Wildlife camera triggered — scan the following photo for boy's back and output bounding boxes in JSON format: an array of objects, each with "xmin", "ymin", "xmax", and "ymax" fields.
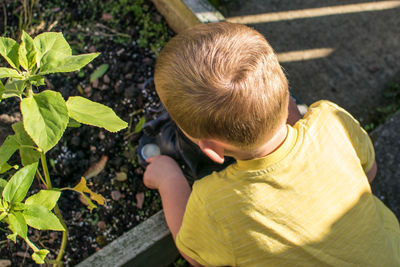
[{"xmin": 176, "ymin": 101, "xmax": 400, "ymax": 266}]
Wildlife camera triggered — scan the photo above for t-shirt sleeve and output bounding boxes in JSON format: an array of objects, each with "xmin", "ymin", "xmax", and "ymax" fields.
[
  {"xmin": 325, "ymin": 101, "xmax": 375, "ymax": 173},
  {"xmin": 176, "ymin": 183, "xmax": 235, "ymax": 266}
]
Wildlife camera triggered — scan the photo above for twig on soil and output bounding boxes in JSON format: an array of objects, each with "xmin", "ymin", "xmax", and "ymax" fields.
[
  {"xmin": 94, "ymin": 23, "xmax": 131, "ymax": 38},
  {"xmin": 19, "ymin": 244, "xmax": 29, "ymax": 267},
  {"xmin": 47, "ymin": 20, "xmax": 59, "ymax": 31}
]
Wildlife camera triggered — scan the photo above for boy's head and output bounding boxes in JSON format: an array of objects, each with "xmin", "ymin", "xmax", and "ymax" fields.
[{"xmin": 155, "ymin": 22, "xmax": 289, "ymax": 151}]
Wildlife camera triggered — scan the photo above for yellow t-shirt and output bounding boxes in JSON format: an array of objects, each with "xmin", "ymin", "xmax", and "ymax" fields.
[{"xmin": 176, "ymin": 100, "xmax": 400, "ymax": 267}]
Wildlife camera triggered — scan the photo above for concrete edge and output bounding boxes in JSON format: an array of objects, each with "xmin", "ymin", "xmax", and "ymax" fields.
[{"xmin": 76, "ymin": 210, "xmax": 179, "ymax": 267}]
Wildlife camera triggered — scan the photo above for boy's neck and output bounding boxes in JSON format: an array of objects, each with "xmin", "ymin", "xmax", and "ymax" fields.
[{"xmin": 228, "ymin": 124, "xmax": 289, "ymax": 161}]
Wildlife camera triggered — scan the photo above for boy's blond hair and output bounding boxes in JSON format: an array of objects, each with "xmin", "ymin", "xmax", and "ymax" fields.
[{"xmin": 155, "ymin": 22, "xmax": 289, "ymax": 149}]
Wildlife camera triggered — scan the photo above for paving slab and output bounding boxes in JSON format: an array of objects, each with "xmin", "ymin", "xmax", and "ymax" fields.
[
  {"xmin": 222, "ymin": 0, "xmax": 400, "ymax": 123},
  {"xmin": 371, "ymin": 111, "xmax": 400, "ymax": 219}
]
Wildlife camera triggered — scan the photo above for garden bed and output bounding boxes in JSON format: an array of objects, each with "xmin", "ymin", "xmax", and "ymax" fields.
[{"xmin": 0, "ymin": 0, "xmax": 176, "ymax": 265}]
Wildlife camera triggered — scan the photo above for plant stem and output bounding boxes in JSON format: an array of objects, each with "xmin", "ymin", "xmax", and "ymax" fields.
[
  {"xmin": 40, "ymin": 153, "xmax": 52, "ymax": 188},
  {"xmin": 36, "ymin": 170, "xmax": 46, "ymax": 186},
  {"xmin": 54, "ymin": 205, "xmax": 68, "ymax": 265},
  {"xmin": 40, "ymin": 152, "xmax": 68, "ymax": 266}
]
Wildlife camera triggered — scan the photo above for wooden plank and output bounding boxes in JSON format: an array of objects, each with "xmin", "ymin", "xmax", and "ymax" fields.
[
  {"xmin": 76, "ymin": 211, "xmax": 179, "ymax": 267},
  {"xmin": 151, "ymin": 0, "xmax": 201, "ymax": 33}
]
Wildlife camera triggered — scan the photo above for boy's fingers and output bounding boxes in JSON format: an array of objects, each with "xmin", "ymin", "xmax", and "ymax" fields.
[{"xmin": 146, "ymin": 155, "xmax": 161, "ymax": 163}]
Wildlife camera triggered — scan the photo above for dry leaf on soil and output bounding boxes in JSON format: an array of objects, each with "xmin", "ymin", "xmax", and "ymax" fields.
[{"xmin": 83, "ymin": 155, "xmax": 108, "ymax": 179}]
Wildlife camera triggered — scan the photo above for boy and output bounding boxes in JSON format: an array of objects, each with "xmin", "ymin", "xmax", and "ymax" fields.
[{"xmin": 143, "ymin": 22, "xmax": 400, "ymax": 266}]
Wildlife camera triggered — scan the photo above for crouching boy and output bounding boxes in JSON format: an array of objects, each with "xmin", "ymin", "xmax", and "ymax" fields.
[{"xmin": 143, "ymin": 22, "xmax": 400, "ymax": 266}]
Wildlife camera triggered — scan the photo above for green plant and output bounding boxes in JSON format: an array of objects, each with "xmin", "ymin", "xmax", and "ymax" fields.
[
  {"xmin": 364, "ymin": 82, "xmax": 400, "ymax": 132},
  {"xmin": 0, "ymin": 31, "xmax": 127, "ymax": 265}
]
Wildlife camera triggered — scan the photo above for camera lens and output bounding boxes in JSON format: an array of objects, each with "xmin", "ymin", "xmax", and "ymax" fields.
[{"xmin": 141, "ymin": 143, "xmax": 161, "ymax": 160}]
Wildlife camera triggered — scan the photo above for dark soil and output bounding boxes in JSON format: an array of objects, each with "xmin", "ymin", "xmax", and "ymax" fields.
[{"xmin": 0, "ymin": 0, "xmax": 177, "ymax": 265}]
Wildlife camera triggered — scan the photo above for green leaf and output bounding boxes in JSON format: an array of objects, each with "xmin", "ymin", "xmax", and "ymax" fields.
[
  {"xmin": 134, "ymin": 116, "xmax": 146, "ymax": 133},
  {"xmin": 29, "ymin": 75, "xmax": 45, "ymax": 86},
  {"xmin": 7, "ymin": 232, "xmax": 18, "ymax": 242},
  {"xmin": 0, "ymin": 37, "xmax": 20, "ymax": 69},
  {"xmin": 0, "ymin": 80, "xmax": 4, "ymax": 101},
  {"xmin": 2, "ymin": 79, "xmax": 26, "ymax": 99},
  {"xmin": 33, "ymin": 32, "xmax": 71, "ymax": 68},
  {"xmin": 66, "ymin": 96, "xmax": 127, "ymax": 132},
  {"xmin": 0, "ymin": 162, "xmax": 16, "ymax": 174},
  {"xmin": 12, "ymin": 122, "xmax": 40, "ymax": 166},
  {"xmin": 19, "ymin": 31, "xmax": 36, "ymax": 70},
  {"xmin": 0, "ymin": 135, "xmax": 19, "ymax": 168},
  {"xmin": 2, "ymin": 162, "xmax": 38, "ymax": 203},
  {"xmin": 0, "ymin": 178, "xmax": 7, "ymax": 194},
  {"xmin": 90, "ymin": 63, "xmax": 109, "ymax": 83},
  {"xmin": 0, "ymin": 67, "xmax": 21, "ymax": 79},
  {"xmin": 21, "ymin": 90, "xmax": 69, "ymax": 152},
  {"xmin": 12, "ymin": 202, "xmax": 26, "ymax": 211},
  {"xmin": 25, "ymin": 190, "xmax": 61, "ymax": 210},
  {"xmin": 8, "ymin": 212, "xmax": 28, "ymax": 239},
  {"xmin": 0, "ymin": 212, "xmax": 7, "ymax": 221},
  {"xmin": 32, "ymin": 249, "xmax": 49, "ymax": 264},
  {"xmin": 67, "ymin": 117, "xmax": 81, "ymax": 128},
  {"xmin": 39, "ymin": 52, "xmax": 100, "ymax": 75},
  {"xmin": 23, "ymin": 205, "xmax": 65, "ymax": 231}
]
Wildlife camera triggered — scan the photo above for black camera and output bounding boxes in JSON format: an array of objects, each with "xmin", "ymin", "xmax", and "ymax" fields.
[{"xmin": 137, "ymin": 110, "xmax": 235, "ymax": 182}]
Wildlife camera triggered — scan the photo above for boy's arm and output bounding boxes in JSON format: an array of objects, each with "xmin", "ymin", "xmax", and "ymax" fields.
[
  {"xmin": 143, "ymin": 156, "xmax": 202, "ymax": 267},
  {"xmin": 366, "ymin": 160, "xmax": 377, "ymax": 183}
]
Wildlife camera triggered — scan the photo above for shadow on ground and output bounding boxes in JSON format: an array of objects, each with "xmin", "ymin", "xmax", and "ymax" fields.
[{"xmin": 222, "ymin": 0, "xmax": 400, "ymax": 123}]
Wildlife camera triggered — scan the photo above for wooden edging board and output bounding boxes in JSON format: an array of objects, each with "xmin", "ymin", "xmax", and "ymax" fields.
[{"xmin": 76, "ymin": 210, "xmax": 179, "ymax": 267}]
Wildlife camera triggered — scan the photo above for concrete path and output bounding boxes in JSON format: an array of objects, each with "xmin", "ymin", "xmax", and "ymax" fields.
[
  {"xmin": 222, "ymin": 0, "xmax": 400, "ymax": 123},
  {"xmin": 220, "ymin": 0, "xmax": 400, "ymax": 218}
]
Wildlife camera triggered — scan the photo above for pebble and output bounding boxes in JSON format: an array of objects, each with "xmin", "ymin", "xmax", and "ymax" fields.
[
  {"xmin": 49, "ymin": 232, "xmax": 59, "ymax": 244},
  {"xmin": 114, "ymin": 171, "xmax": 127, "ymax": 182},
  {"xmin": 114, "ymin": 80, "xmax": 123, "ymax": 94},
  {"xmin": 0, "ymin": 113, "xmax": 21, "ymax": 124},
  {"xmin": 116, "ymin": 48, "xmax": 125, "ymax": 56},
  {"xmin": 0, "ymin": 260, "xmax": 11, "ymax": 267},
  {"xmin": 136, "ymin": 192, "xmax": 145, "ymax": 209},
  {"xmin": 124, "ymin": 73, "xmax": 134, "ymax": 80},
  {"xmin": 92, "ymin": 79, "xmax": 99, "ymax": 89},
  {"xmin": 103, "ymin": 74, "xmax": 111, "ymax": 84},
  {"xmin": 97, "ymin": 221, "xmax": 107, "ymax": 230},
  {"xmin": 98, "ymin": 131, "xmax": 105, "ymax": 140},
  {"xmin": 88, "ymin": 45, "xmax": 97, "ymax": 53},
  {"xmin": 111, "ymin": 190, "xmax": 122, "ymax": 201},
  {"xmin": 84, "ymin": 85, "xmax": 92, "ymax": 97},
  {"xmin": 142, "ymin": 57, "xmax": 153, "ymax": 66},
  {"xmin": 99, "ymin": 84, "xmax": 109, "ymax": 91},
  {"xmin": 102, "ymin": 13, "xmax": 113, "ymax": 21}
]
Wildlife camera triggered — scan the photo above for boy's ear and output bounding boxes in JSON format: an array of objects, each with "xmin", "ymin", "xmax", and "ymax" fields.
[{"xmin": 198, "ymin": 140, "xmax": 225, "ymax": 164}]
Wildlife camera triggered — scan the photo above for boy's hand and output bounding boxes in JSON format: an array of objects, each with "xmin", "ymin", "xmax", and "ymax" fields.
[{"xmin": 143, "ymin": 155, "xmax": 184, "ymax": 190}]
